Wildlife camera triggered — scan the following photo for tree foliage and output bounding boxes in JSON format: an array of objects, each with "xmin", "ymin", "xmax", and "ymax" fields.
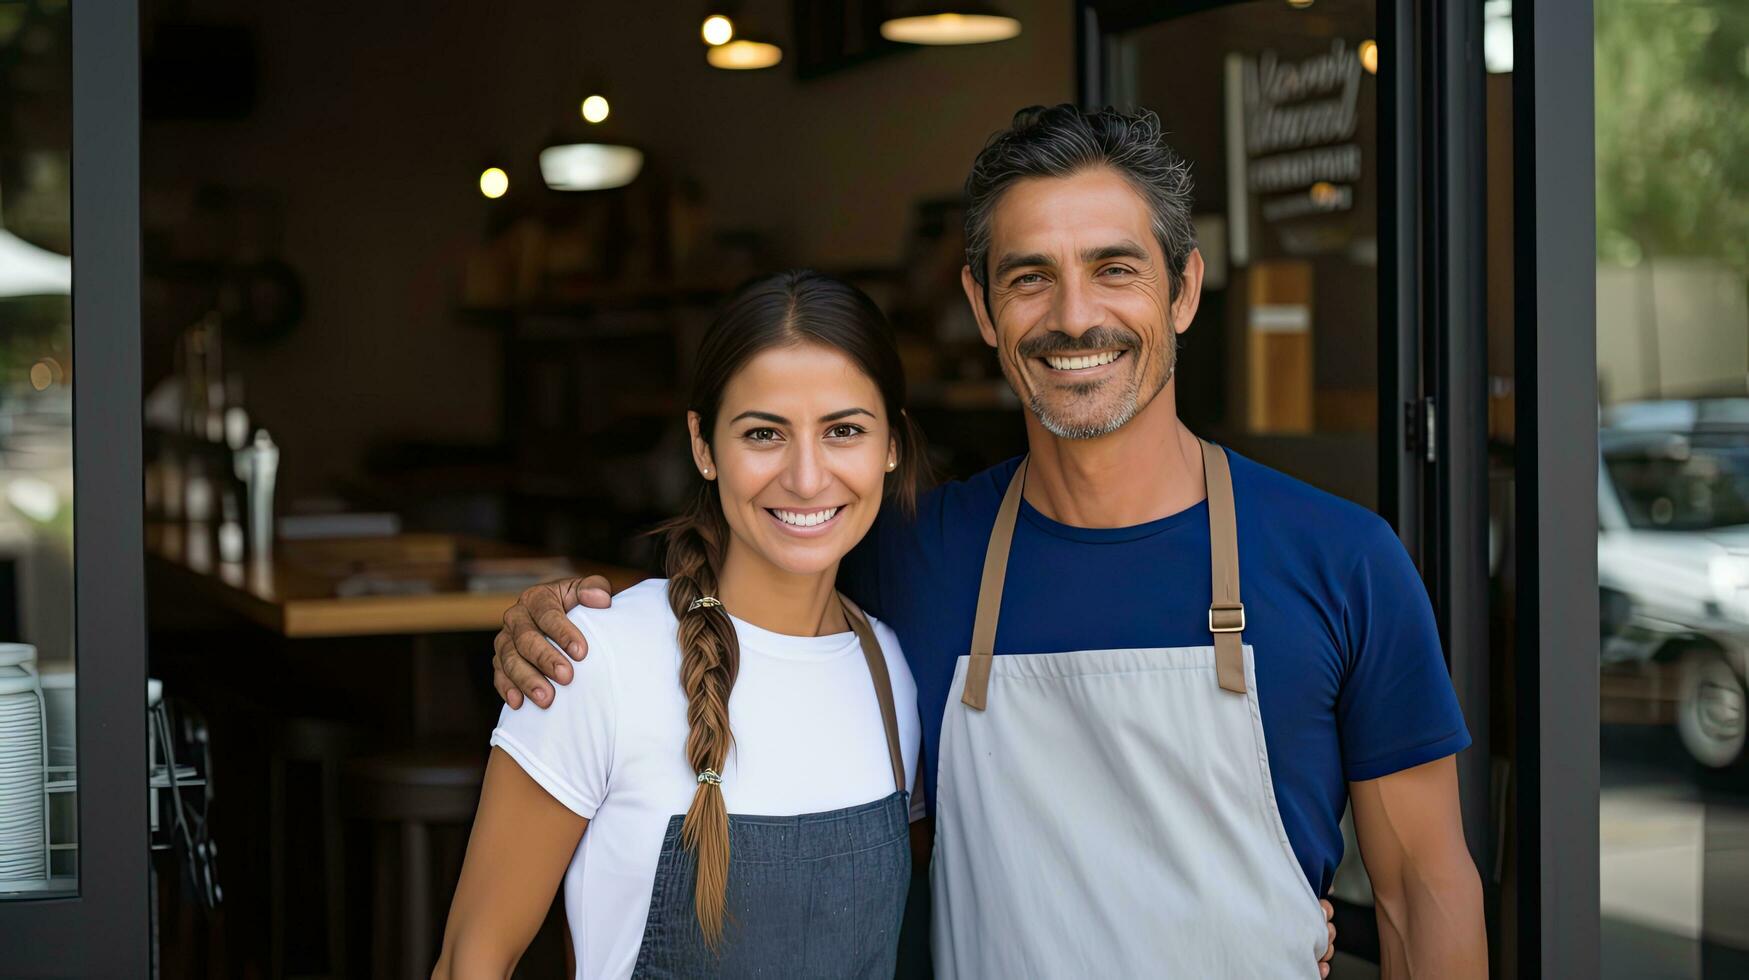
[{"xmin": 1596, "ymin": 0, "xmax": 1749, "ymax": 269}]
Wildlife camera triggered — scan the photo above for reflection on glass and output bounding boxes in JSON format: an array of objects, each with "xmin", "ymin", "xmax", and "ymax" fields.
[
  {"xmin": 1108, "ymin": 0, "xmax": 1380, "ymax": 510},
  {"xmin": 1107, "ymin": 0, "xmax": 1383, "ymax": 947},
  {"xmin": 0, "ymin": 1, "xmax": 75, "ymax": 899},
  {"xmin": 1596, "ymin": 0, "xmax": 1749, "ymax": 974}
]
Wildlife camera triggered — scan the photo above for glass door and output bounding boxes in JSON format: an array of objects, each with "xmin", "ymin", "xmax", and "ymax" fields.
[
  {"xmin": 1082, "ymin": 0, "xmax": 1493, "ymax": 970},
  {"xmin": 0, "ymin": 0, "xmax": 149, "ymax": 973},
  {"xmin": 1593, "ymin": 0, "xmax": 1749, "ymax": 974}
]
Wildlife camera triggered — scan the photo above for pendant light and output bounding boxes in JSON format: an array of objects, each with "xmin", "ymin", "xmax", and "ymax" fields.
[
  {"xmin": 0, "ymin": 229, "xmax": 71, "ymax": 297},
  {"xmin": 539, "ymin": 143, "xmax": 644, "ymax": 192},
  {"xmin": 707, "ymin": 37, "xmax": 782, "ymax": 69},
  {"xmin": 703, "ymin": 2, "xmax": 781, "ymax": 69},
  {"xmin": 539, "ymin": 76, "xmax": 642, "ymax": 191},
  {"xmin": 880, "ymin": 4, "xmax": 1021, "ymax": 45}
]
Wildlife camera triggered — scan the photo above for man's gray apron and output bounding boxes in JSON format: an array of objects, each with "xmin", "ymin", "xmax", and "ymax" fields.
[
  {"xmin": 931, "ymin": 441, "xmax": 1330, "ymax": 977},
  {"xmin": 632, "ymin": 597, "xmax": 911, "ymax": 979}
]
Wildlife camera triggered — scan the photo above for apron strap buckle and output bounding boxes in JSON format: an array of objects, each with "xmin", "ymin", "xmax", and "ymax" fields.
[{"xmin": 1208, "ymin": 603, "xmax": 1246, "ymax": 634}]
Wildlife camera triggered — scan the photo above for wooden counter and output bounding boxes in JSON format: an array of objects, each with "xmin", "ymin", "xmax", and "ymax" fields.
[{"xmin": 146, "ymin": 524, "xmax": 645, "ymax": 638}]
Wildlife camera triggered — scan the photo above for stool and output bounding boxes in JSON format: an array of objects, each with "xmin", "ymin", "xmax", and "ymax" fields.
[
  {"xmin": 343, "ymin": 747, "xmax": 486, "ymax": 980},
  {"xmin": 268, "ymin": 718, "xmax": 362, "ymax": 980}
]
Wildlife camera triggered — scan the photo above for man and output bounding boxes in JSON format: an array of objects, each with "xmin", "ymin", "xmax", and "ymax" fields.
[{"xmin": 493, "ymin": 105, "xmax": 1486, "ymax": 977}]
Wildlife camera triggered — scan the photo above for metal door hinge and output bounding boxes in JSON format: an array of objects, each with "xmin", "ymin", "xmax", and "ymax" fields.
[
  {"xmin": 1424, "ymin": 397, "xmax": 1437, "ymax": 463},
  {"xmin": 1405, "ymin": 397, "xmax": 1437, "ymax": 463}
]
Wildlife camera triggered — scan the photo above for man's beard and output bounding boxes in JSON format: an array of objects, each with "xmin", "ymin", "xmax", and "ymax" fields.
[{"xmin": 1011, "ymin": 326, "xmax": 1176, "ymax": 441}]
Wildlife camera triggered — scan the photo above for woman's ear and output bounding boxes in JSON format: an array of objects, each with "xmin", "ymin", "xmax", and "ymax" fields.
[
  {"xmin": 887, "ymin": 436, "xmax": 899, "ymax": 473},
  {"xmin": 688, "ymin": 412, "xmax": 716, "ymax": 479}
]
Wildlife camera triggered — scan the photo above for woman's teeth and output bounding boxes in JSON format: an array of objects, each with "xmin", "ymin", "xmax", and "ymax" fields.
[
  {"xmin": 771, "ymin": 507, "xmax": 839, "ymax": 528},
  {"xmin": 1045, "ymin": 350, "xmax": 1122, "ymax": 371}
]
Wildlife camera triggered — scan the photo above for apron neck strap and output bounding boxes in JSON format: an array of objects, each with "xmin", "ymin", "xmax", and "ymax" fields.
[
  {"xmin": 1201, "ymin": 440, "xmax": 1247, "ymax": 694},
  {"xmin": 962, "ymin": 457, "xmax": 1028, "ymax": 710},
  {"xmin": 840, "ymin": 594, "xmax": 908, "ymax": 795},
  {"xmin": 960, "ymin": 440, "xmax": 1247, "ymax": 711}
]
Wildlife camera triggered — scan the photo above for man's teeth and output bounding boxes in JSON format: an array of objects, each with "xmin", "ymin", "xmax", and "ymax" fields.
[
  {"xmin": 1045, "ymin": 350, "xmax": 1121, "ymax": 371},
  {"xmin": 772, "ymin": 507, "xmax": 839, "ymax": 528}
]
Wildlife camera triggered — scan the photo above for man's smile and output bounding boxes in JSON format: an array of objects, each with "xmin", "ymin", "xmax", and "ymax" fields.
[{"xmin": 1040, "ymin": 349, "xmax": 1126, "ymax": 372}]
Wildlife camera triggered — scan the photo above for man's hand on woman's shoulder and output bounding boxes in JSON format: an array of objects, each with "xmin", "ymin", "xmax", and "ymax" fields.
[{"xmin": 492, "ymin": 575, "xmax": 614, "ymax": 709}]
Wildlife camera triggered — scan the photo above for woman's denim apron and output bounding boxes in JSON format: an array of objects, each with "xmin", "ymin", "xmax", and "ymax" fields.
[{"xmin": 631, "ymin": 598, "xmax": 912, "ymax": 979}]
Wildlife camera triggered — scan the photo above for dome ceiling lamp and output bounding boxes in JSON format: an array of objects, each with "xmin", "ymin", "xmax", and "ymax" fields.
[
  {"xmin": 538, "ymin": 142, "xmax": 644, "ymax": 192},
  {"xmin": 539, "ymin": 68, "xmax": 642, "ymax": 192},
  {"xmin": 706, "ymin": 38, "xmax": 782, "ymax": 69},
  {"xmin": 880, "ymin": 4, "xmax": 1022, "ymax": 45},
  {"xmin": 702, "ymin": 2, "xmax": 781, "ymax": 69}
]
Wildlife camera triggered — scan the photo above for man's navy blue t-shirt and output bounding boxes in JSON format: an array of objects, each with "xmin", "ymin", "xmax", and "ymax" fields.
[{"xmin": 837, "ymin": 449, "xmax": 1470, "ymax": 896}]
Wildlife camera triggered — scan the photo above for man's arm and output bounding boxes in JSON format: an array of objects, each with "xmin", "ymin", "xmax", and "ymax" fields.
[
  {"xmin": 1350, "ymin": 755, "xmax": 1487, "ymax": 979},
  {"xmin": 491, "ymin": 575, "xmax": 614, "ymax": 708}
]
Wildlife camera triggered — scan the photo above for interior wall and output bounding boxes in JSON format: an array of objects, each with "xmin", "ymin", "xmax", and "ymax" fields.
[{"xmin": 142, "ymin": 2, "xmax": 1074, "ymax": 501}]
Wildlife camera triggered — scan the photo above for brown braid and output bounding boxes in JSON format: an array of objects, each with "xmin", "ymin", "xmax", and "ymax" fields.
[{"xmin": 655, "ymin": 483, "xmax": 740, "ymax": 946}]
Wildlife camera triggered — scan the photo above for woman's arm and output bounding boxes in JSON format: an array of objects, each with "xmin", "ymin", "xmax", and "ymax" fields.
[{"xmin": 433, "ymin": 747, "xmax": 588, "ymax": 979}]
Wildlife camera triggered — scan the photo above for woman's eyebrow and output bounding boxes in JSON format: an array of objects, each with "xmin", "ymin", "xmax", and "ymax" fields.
[
  {"xmin": 729, "ymin": 410, "xmax": 789, "ymax": 424},
  {"xmin": 820, "ymin": 408, "xmax": 875, "ymax": 423}
]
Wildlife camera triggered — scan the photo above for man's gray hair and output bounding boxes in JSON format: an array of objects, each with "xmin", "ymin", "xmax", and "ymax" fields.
[{"xmin": 964, "ymin": 104, "xmax": 1197, "ymax": 300}]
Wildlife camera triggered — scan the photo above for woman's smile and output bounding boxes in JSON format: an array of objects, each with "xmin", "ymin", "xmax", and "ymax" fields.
[{"xmin": 765, "ymin": 505, "xmax": 847, "ymax": 536}]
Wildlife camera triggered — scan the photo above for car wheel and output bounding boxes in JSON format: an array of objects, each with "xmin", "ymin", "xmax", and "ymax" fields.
[{"xmin": 1676, "ymin": 648, "xmax": 1748, "ymax": 769}]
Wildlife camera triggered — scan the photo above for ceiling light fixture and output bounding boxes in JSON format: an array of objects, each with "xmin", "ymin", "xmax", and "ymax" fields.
[
  {"xmin": 479, "ymin": 167, "xmax": 509, "ymax": 199},
  {"xmin": 707, "ymin": 37, "xmax": 782, "ymax": 69},
  {"xmin": 1358, "ymin": 39, "xmax": 1378, "ymax": 75},
  {"xmin": 701, "ymin": 14, "xmax": 734, "ymax": 46},
  {"xmin": 880, "ymin": 5, "xmax": 1021, "ymax": 45},
  {"xmin": 0, "ymin": 228, "xmax": 71, "ymax": 297},
  {"xmin": 539, "ymin": 143, "xmax": 644, "ymax": 191}
]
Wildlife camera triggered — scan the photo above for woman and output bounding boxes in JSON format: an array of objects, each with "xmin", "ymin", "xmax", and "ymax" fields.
[{"xmin": 435, "ymin": 270, "xmax": 928, "ymax": 978}]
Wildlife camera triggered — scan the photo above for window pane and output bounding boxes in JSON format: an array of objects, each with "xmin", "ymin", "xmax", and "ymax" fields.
[
  {"xmin": 0, "ymin": 0, "xmax": 77, "ymax": 900},
  {"xmin": 1596, "ymin": 0, "xmax": 1749, "ymax": 974},
  {"xmin": 1106, "ymin": 0, "xmax": 1381, "ymax": 509}
]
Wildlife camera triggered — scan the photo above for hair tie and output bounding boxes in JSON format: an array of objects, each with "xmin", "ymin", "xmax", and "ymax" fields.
[
  {"xmin": 696, "ymin": 768, "xmax": 723, "ymax": 786},
  {"xmin": 687, "ymin": 596, "xmax": 724, "ymax": 613}
]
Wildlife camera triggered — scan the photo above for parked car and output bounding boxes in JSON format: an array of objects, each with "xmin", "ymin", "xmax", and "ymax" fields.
[{"xmin": 1599, "ymin": 400, "xmax": 1749, "ymax": 769}]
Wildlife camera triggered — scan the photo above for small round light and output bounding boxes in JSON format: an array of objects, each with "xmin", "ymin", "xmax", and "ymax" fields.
[
  {"xmin": 29, "ymin": 359, "xmax": 53, "ymax": 391},
  {"xmin": 581, "ymin": 95, "xmax": 610, "ymax": 123},
  {"xmin": 1287, "ymin": 0, "xmax": 1314, "ymax": 7},
  {"xmin": 479, "ymin": 167, "xmax": 509, "ymax": 199},
  {"xmin": 1358, "ymin": 39, "xmax": 1379, "ymax": 75},
  {"xmin": 701, "ymin": 14, "xmax": 734, "ymax": 46},
  {"xmin": 1310, "ymin": 181, "xmax": 1340, "ymax": 205},
  {"xmin": 707, "ymin": 39, "xmax": 782, "ymax": 70}
]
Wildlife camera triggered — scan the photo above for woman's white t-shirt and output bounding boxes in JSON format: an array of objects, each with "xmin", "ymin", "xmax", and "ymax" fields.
[{"xmin": 490, "ymin": 578, "xmax": 922, "ymax": 980}]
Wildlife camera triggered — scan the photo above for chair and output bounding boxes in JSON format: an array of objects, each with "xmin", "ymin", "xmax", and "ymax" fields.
[
  {"xmin": 268, "ymin": 717, "xmax": 361, "ymax": 980},
  {"xmin": 342, "ymin": 746, "xmax": 486, "ymax": 980}
]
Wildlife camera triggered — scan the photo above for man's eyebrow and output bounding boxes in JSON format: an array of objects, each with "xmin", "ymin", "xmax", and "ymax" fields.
[
  {"xmin": 1081, "ymin": 240, "xmax": 1151, "ymax": 264},
  {"xmin": 730, "ymin": 410, "xmax": 789, "ymax": 425},
  {"xmin": 993, "ymin": 252, "xmax": 1054, "ymax": 279},
  {"xmin": 820, "ymin": 408, "xmax": 875, "ymax": 422}
]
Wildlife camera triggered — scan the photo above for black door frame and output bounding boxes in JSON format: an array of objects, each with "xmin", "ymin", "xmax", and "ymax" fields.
[
  {"xmin": 0, "ymin": 0, "xmax": 150, "ymax": 975},
  {"xmin": 1081, "ymin": 0, "xmax": 1603, "ymax": 974},
  {"xmin": 1512, "ymin": 0, "xmax": 1599, "ymax": 972}
]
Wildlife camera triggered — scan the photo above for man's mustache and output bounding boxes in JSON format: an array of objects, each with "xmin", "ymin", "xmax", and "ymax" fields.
[{"xmin": 1016, "ymin": 327, "xmax": 1143, "ymax": 359}]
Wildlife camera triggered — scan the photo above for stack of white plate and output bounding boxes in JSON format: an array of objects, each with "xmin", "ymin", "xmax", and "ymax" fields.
[{"xmin": 0, "ymin": 643, "xmax": 46, "ymax": 884}]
